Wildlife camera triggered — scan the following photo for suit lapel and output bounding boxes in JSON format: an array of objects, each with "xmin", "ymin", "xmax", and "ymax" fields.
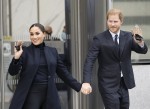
[
  {"xmin": 105, "ymin": 30, "xmax": 114, "ymax": 43},
  {"xmin": 105, "ymin": 30, "xmax": 120, "ymax": 60},
  {"xmin": 119, "ymin": 31, "xmax": 127, "ymax": 57}
]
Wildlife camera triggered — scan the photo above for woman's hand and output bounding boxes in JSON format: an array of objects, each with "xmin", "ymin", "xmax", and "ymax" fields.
[
  {"xmin": 81, "ymin": 83, "xmax": 92, "ymax": 95},
  {"xmin": 14, "ymin": 40, "xmax": 23, "ymax": 59}
]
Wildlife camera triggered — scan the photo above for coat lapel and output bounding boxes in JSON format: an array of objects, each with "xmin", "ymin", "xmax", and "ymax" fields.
[{"xmin": 44, "ymin": 47, "xmax": 52, "ymax": 75}]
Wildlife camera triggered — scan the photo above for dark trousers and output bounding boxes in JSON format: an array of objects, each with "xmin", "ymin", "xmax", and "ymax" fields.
[
  {"xmin": 101, "ymin": 78, "xmax": 129, "ymax": 109},
  {"xmin": 23, "ymin": 84, "xmax": 47, "ymax": 109}
]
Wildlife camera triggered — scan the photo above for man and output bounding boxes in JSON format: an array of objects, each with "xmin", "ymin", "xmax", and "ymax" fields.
[{"xmin": 81, "ymin": 8, "xmax": 148, "ymax": 109}]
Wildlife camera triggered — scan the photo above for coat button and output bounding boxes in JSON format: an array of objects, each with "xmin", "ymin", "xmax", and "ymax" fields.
[{"xmin": 48, "ymin": 76, "xmax": 51, "ymax": 78}]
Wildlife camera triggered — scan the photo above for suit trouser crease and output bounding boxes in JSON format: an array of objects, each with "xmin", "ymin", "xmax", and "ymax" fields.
[{"xmin": 101, "ymin": 78, "xmax": 129, "ymax": 109}]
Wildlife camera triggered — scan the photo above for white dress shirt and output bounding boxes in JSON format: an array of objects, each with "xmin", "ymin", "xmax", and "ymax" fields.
[{"xmin": 109, "ymin": 30, "xmax": 123, "ymax": 77}]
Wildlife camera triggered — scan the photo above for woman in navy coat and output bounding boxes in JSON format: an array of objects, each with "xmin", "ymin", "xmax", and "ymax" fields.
[{"xmin": 8, "ymin": 23, "xmax": 82, "ymax": 109}]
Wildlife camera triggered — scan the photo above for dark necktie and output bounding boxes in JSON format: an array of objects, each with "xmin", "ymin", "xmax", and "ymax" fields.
[
  {"xmin": 115, "ymin": 34, "xmax": 118, "ymax": 46},
  {"xmin": 114, "ymin": 34, "xmax": 120, "ymax": 57}
]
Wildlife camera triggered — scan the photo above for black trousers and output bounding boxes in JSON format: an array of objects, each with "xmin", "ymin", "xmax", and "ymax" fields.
[
  {"xmin": 23, "ymin": 84, "xmax": 48, "ymax": 109},
  {"xmin": 101, "ymin": 78, "xmax": 129, "ymax": 109}
]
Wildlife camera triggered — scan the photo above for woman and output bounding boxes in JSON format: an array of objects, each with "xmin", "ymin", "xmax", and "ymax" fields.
[{"xmin": 8, "ymin": 23, "xmax": 82, "ymax": 109}]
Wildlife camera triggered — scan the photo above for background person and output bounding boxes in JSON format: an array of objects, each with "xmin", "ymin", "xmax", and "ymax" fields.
[
  {"xmin": 59, "ymin": 25, "xmax": 67, "ymax": 42},
  {"xmin": 44, "ymin": 25, "xmax": 53, "ymax": 40}
]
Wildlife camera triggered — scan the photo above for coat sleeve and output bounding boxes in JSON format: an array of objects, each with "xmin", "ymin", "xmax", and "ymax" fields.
[
  {"xmin": 8, "ymin": 57, "xmax": 23, "ymax": 76},
  {"xmin": 53, "ymin": 48, "xmax": 82, "ymax": 92},
  {"xmin": 8, "ymin": 46, "xmax": 26, "ymax": 76}
]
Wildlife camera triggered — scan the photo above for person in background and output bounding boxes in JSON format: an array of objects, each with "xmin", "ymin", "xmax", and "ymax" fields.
[
  {"xmin": 59, "ymin": 25, "xmax": 67, "ymax": 42},
  {"xmin": 8, "ymin": 23, "xmax": 83, "ymax": 109},
  {"xmin": 81, "ymin": 8, "xmax": 148, "ymax": 109},
  {"xmin": 44, "ymin": 25, "xmax": 53, "ymax": 40}
]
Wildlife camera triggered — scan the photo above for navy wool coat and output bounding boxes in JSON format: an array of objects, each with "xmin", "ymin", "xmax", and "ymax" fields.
[{"xmin": 8, "ymin": 43, "xmax": 81, "ymax": 109}]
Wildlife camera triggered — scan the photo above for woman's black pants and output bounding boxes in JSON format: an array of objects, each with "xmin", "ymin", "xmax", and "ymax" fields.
[{"xmin": 23, "ymin": 84, "xmax": 47, "ymax": 109}]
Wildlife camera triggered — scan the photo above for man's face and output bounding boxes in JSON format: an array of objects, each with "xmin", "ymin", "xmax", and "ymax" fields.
[{"xmin": 107, "ymin": 14, "xmax": 123, "ymax": 34}]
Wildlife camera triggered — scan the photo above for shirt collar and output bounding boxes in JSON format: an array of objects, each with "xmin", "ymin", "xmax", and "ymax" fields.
[{"xmin": 109, "ymin": 30, "xmax": 120, "ymax": 39}]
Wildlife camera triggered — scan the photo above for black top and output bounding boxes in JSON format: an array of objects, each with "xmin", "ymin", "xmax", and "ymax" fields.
[{"xmin": 33, "ymin": 42, "xmax": 48, "ymax": 84}]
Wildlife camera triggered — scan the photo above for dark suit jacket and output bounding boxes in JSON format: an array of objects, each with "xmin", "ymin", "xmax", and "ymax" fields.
[
  {"xmin": 83, "ymin": 30, "xmax": 148, "ymax": 93},
  {"xmin": 8, "ymin": 43, "xmax": 81, "ymax": 109}
]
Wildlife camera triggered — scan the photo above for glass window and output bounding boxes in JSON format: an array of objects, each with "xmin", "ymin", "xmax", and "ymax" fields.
[{"xmin": 113, "ymin": 0, "xmax": 150, "ymax": 64}]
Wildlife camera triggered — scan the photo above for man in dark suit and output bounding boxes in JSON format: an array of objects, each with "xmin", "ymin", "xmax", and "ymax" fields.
[{"xmin": 81, "ymin": 8, "xmax": 148, "ymax": 109}]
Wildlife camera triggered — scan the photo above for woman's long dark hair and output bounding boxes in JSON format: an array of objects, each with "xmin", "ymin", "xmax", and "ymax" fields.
[{"xmin": 29, "ymin": 23, "xmax": 45, "ymax": 33}]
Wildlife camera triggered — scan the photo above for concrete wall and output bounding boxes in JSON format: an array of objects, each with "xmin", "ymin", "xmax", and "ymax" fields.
[{"xmin": 130, "ymin": 65, "xmax": 150, "ymax": 109}]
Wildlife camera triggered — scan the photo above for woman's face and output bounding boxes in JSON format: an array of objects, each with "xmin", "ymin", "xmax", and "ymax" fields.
[{"xmin": 29, "ymin": 26, "xmax": 45, "ymax": 45}]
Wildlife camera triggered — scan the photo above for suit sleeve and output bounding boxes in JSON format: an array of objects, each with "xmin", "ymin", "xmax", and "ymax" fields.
[
  {"xmin": 131, "ymin": 35, "xmax": 148, "ymax": 54},
  {"xmin": 83, "ymin": 36, "xmax": 101, "ymax": 83}
]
